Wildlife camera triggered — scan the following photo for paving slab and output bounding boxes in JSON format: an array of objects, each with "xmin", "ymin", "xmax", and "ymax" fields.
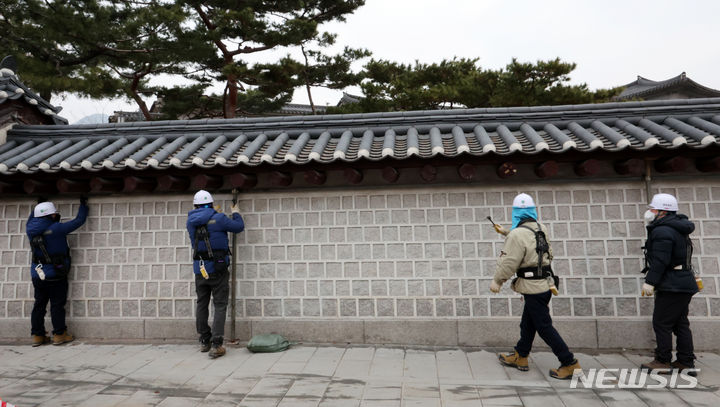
[{"xmin": 1, "ymin": 343, "xmax": 718, "ymax": 406}]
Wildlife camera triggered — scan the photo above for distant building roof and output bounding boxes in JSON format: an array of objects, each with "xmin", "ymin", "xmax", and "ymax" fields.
[
  {"xmin": 0, "ymin": 56, "xmax": 67, "ymax": 127},
  {"xmin": 615, "ymin": 72, "xmax": 720, "ymax": 101}
]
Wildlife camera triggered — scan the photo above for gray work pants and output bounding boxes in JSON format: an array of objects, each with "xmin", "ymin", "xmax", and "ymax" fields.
[{"xmin": 195, "ymin": 269, "xmax": 229, "ymax": 345}]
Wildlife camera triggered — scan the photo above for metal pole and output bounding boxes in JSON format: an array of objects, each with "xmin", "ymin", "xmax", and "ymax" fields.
[
  {"xmin": 644, "ymin": 159, "xmax": 653, "ymax": 203},
  {"xmin": 230, "ymin": 188, "xmax": 238, "ymax": 342}
]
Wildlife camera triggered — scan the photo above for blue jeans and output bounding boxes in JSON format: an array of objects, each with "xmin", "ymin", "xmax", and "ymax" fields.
[
  {"xmin": 31, "ymin": 278, "xmax": 68, "ymax": 336},
  {"xmin": 515, "ymin": 291, "xmax": 574, "ymax": 366}
]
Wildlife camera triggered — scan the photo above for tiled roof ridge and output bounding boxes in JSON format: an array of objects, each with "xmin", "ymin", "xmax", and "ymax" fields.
[
  {"xmin": 620, "ymin": 73, "xmax": 720, "ymax": 100},
  {"xmin": 11, "ymin": 97, "xmax": 720, "ymax": 138},
  {"xmin": 0, "ymin": 63, "xmax": 68, "ymax": 125}
]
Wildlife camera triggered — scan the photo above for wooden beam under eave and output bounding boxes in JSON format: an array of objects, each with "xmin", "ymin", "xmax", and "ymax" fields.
[
  {"xmin": 574, "ymin": 159, "xmax": 601, "ymax": 177},
  {"xmin": 534, "ymin": 161, "xmax": 558, "ymax": 179},
  {"xmin": 382, "ymin": 166, "xmax": 399, "ymax": 183},
  {"xmin": 123, "ymin": 176, "xmax": 156, "ymax": 193},
  {"xmin": 24, "ymin": 179, "xmax": 56, "ymax": 195},
  {"xmin": 156, "ymin": 175, "xmax": 190, "ymax": 192},
  {"xmin": 696, "ymin": 156, "xmax": 720, "ymax": 172},
  {"xmin": 192, "ymin": 174, "xmax": 223, "ymax": 191},
  {"xmin": 655, "ymin": 156, "xmax": 688, "ymax": 173},
  {"xmin": 270, "ymin": 171, "xmax": 293, "ymax": 187},
  {"xmin": 304, "ymin": 169, "xmax": 327, "ymax": 185},
  {"xmin": 56, "ymin": 178, "xmax": 90, "ymax": 194},
  {"xmin": 614, "ymin": 158, "xmax": 644, "ymax": 175},
  {"xmin": 229, "ymin": 173, "xmax": 257, "ymax": 189},
  {"xmin": 497, "ymin": 162, "xmax": 517, "ymax": 179},
  {"xmin": 420, "ymin": 164, "xmax": 437, "ymax": 182},
  {"xmin": 343, "ymin": 168, "xmax": 363, "ymax": 184},
  {"xmin": 458, "ymin": 163, "xmax": 475, "ymax": 180},
  {"xmin": 90, "ymin": 177, "xmax": 124, "ymax": 193},
  {"xmin": 0, "ymin": 181, "xmax": 23, "ymax": 194}
]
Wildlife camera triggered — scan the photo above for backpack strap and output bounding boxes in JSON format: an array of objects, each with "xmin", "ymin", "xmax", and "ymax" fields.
[
  {"xmin": 30, "ymin": 233, "xmax": 53, "ymax": 264},
  {"xmin": 516, "ymin": 224, "xmax": 554, "ymax": 280},
  {"xmin": 193, "ymin": 223, "xmax": 214, "ymax": 260}
]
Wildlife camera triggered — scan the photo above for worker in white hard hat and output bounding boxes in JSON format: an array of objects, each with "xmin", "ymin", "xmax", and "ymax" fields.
[
  {"xmin": 491, "ymin": 193, "xmax": 581, "ymax": 379},
  {"xmin": 187, "ymin": 190, "xmax": 244, "ymax": 359},
  {"xmin": 26, "ymin": 196, "xmax": 89, "ymax": 347},
  {"xmin": 640, "ymin": 193, "xmax": 699, "ymax": 376}
]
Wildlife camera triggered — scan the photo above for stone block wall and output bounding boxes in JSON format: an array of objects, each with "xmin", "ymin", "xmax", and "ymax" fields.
[{"xmin": 1, "ymin": 178, "xmax": 719, "ymax": 347}]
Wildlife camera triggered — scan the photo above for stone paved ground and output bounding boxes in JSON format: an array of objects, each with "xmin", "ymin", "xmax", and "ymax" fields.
[{"xmin": 1, "ymin": 343, "xmax": 720, "ymax": 406}]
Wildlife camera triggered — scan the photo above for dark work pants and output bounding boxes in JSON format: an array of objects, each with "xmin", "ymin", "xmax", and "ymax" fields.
[
  {"xmin": 31, "ymin": 278, "xmax": 68, "ymax": 336},
  {"xmin": 653, "ymin": 291, "xmax": 695, "ymax": 366},
  {"xmin": 515, "ymin": 291, "xmax": 575, "ymax": 366},
  {"xmin": 195, "ymin": 269, "xmax": 229, "ymax": 345}
]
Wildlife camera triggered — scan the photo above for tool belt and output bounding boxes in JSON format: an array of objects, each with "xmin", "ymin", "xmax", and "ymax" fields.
[
  {"xmin": 32, "ymin": 253, "xmax": 70, "ymax": 266},
  {"xmin": 516, "ymin": 265, "xmax": 553, "ymax": 280}
]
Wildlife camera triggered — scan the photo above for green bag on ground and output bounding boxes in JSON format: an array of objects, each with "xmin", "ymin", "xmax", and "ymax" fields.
[{"xmin": 247, "ymin": 333, "xmax": 291, "ymax": 353}]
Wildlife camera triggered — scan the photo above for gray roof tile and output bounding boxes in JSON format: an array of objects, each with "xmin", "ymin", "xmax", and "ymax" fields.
[
  {"xmin": 2, "ymin": 98, "xmax": 720, "ymax": 175},
  {"xmin": 0, "ymin": 68, "xmax": 67, "ymax": 125}
]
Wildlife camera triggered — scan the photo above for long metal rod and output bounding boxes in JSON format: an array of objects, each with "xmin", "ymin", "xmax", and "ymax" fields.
[
  {"xmin": 644, "ymin": 159, "xmax": 653, "ymax": 203},
  {"xmin": 230, "ymin": 188, "xmax": 238, "ymax": 342}
]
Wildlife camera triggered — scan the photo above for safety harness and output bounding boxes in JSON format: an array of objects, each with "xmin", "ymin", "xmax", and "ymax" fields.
[
  {"xmin": 30, "ymin": 231, "xmax": 70, "ymax": 280},
  {"xmin": 641, "ymin": 233, "xmax": 693, "ymax": 274},
  {"xmin": 192, "ymin": 220, "xmax": 229, "ymax": 278},
  {"xmin": 514, "ymin": 223, "xmax": 557, "ymax": 286}
]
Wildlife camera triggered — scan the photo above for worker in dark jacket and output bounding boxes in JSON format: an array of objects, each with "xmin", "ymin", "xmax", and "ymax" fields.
[
  {"xmin": 187, "ymin": 190, "xmax": 244, "ymax": 359},
  {"xmin": 640, "ymin": 193, "xmax": 699, "ymax": 375},
  {"xmin": 26, "ymin": 197, "xmax": 89, "ymax": 346}
]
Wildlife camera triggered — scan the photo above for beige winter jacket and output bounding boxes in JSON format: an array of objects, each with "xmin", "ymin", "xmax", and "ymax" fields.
[{"xmin": 492, "ymin": 221, "xmax": 554, "ymax": 294}]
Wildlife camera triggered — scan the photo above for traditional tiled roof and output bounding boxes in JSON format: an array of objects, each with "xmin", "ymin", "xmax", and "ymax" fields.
[
  {"xmin": 1, "ymin": 98, "xmax": 720, "ymax": 175},
  {"xmin": 616, "ymin": 73, "xmax": 720, "ymax": 101},
  {"xmin": 0, "ymin": 64, "xmax": 68, "ymax": 126}
]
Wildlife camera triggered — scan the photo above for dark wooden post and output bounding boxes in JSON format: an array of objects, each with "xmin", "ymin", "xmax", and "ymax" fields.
[
  {"xmin": 534, "ymin": 161, "xmax": 559, "ymax": 178},
  {"xmin": 497, "ymin": 162, "xmax": 517, "ymax": 178},
  {"xmin": 382, "ymin": 167, "xmax": 400, "ymax": 183}
]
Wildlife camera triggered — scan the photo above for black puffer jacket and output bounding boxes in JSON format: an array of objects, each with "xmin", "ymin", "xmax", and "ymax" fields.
[{"xmin": 644, "ymin": 213, "xmax": 698, "ymax": 294}]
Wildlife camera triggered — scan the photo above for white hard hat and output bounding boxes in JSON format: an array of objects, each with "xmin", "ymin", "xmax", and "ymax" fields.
[
  {"xmin": 512, "ymin": 193, "xmax": 535, "ymax": 208},
  {"xmin": 649, "ymin": 193, "xmax": 678, "ymax": 211},
  {"xmin": 193, "ymin": 190, "xmax": 214, "ymax": 205},
  {"xmin": 34, "ymin": 202, "xmax": 57, "ymax": 217}
]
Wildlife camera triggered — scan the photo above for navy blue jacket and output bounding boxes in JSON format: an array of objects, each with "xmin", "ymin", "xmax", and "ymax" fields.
[
  {"xmin": 644, "ymin": 212, "xmax": 698, "ymax": 294},
  {"xmin": 187, "ymin": 207, "xmax": 244, "ymax": 275},
  {"xmin": 27, "ymin": 204, "xmax": 89, "ymax": 279}
]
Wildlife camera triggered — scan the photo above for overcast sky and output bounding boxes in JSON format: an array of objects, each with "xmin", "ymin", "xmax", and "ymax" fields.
[{"xmin": 58, "ymin": 0, "xmax": 720, "ymax": 123}]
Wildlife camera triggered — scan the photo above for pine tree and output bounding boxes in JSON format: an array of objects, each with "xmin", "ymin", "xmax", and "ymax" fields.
[{"xmin": 181, "ymin": 0, "xmax": 365, "ymax": 118}]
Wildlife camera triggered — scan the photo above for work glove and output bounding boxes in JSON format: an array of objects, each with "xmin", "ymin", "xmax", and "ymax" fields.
[
  {"xmin": 79, "ymin": 195, "xmax": 88, "ymax": 206},
  {"xmin": 641, "ymin": 283, "xmax": 655, "ymax": 297},
  {"xmin": 490, "ymin": 280, "xmax": 501, "ymax": 293},
  {"xmin": 493, "ymin": 224, "xmax": 509, "ymax": 236},
  {"xmin": 231, "ymin": 202, "xmax": 240, "ymax": 214}
]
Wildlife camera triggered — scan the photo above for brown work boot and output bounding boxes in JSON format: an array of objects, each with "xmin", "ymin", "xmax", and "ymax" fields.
[
  {"xmin": 549, "ymin": 359, "xmax": 582, "ymax": 380},
  {"xmin": 32, "ymin": 335, "xmax": 51, "ymax": 347},
  {"xmin": 640, "ymin": 359, "xmax": 671, "ymax": 374},
  {"xmin": 200, "ymin": 340, "xmax": 211, "ymax": 353},
  {"xmin": 671, "ymin": 361, "xmax": 698, "ymax": 377},
  {"xmin": 498, "ymin": 351, "xmax": 529, "ymax": 371},
  {"xmin": 209, "ymin": 344, "xmax": 226, "ymax": 359},
  {"xmin": 52, "ymin": 331, "xmax": 74, "ymax": 346}
]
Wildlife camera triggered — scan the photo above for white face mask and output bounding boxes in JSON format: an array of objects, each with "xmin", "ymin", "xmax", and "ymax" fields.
[{"xmin": 643, "ymin": 210, "xmax": 656, "ymax": 226}]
